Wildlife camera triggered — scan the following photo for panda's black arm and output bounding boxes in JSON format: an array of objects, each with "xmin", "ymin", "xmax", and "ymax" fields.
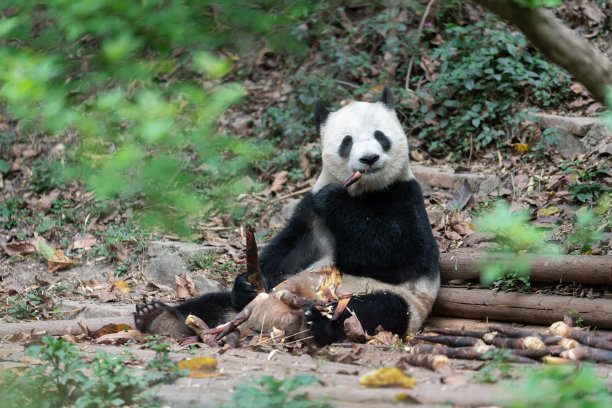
[
  {"xmin": 312, "ymin": 180, "xmax": 438, "ymax": 282},
  {"xmin": 231, "ymin": 193, "xmax": 322, "ymax": 310}
]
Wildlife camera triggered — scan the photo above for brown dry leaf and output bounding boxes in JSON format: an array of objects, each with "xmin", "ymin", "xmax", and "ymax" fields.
[
  {"xmin": 2, "ymin": 241, "xmax": 37, "ymax": 256},
  {"xmin": 514, "ymin": 174, "xmax": 529, "ymax": 190},
  {"xmin": 35, "ymin": 189, "xmax": 60, "ymax": 213},
  {"xmin": 94, "ymin": 290, "xmax": 118, "ymax": 303},
  {"xmin": 569, "ymin": 82, "xmax": 586, "ymax": 94},
  {"xmin": 175, "ymin": 273, "xmax": 198, "ymax": 299},
  {"xmin": 96, "ymin": 330, "xmax": 148, "ymax": 345},
  {"xmin": 73, "ymin": 234, "xmax": 97, "ymax": 249},
  {"xmin": 581, "ymin": 4, "xmax": 605, "ymax": 24},
  {"xmin": 568, "ymin": 99, "xmax": 591, "ymax": 109},
  {"xmin": 452, "ymin": 223, "xmax": 474, "ymax": 236},
  {"xmin": 112, "ymin": 281, "xmax": 130, "ymax": 294},
  {"xmin": 368, "ymin": 331, "xmax": 397, "ymax": 346},
  {"xmin": 177, "ymin": 357, "xmax": 220, "ymax": 378},
  {"xmin": 344, "ymin": 315, "xmax": 367, "ymax": 343},
  {"xmin": 446, "ymin": 181, "xmax": 472, "ymax": 211},
  {"xmin": 270, "ymin": 170, "xmax": 289, "ymax": 193},
  {"xmin": 92, "ymin": 323, "xmax": 134, "ymax": 338},
  {"xmin": 444, "ymin": 230, "xmax": 462, "ymax": 241},
  {"xmin": 358, "ymin": 367, "xmax": 416, "ymax": 388},
  {"xmin": 47, "ymin": 249, "xmax": 73, "ymax": 273},
  {"xmin": 299, "ymin": 151, "xmax": 311, "ymax": 178},
  {"xmin": 114, "ymin": 245, "xmax": 129, "ymax": 263}
]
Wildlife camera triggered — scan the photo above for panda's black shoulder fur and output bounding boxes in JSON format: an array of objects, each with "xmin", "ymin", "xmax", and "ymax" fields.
[
  {"xmin": 312, "ymin": 178, "xmax": 438, "ymax": 284},
  {"xmin": 256, "ymin": 177, "xmax": 438, "ymax": 290}
]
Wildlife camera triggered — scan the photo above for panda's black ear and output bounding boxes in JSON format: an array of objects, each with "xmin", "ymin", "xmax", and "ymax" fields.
[
  {"xmin": 380, "ymin": 86, "xmax": 393, "ymax": 110},
  {"xmin": 314, "ymin": 100, "xmax": 330, "ymax": 133}
]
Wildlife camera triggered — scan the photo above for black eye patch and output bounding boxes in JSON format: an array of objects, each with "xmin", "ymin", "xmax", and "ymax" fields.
[
  {"xmin": 338, "ymin": 135, "xmax": 353, "ymax": 158},
  {"xmin": 374, "ymin": 130, "xmax": 391, "ymax": 151}
]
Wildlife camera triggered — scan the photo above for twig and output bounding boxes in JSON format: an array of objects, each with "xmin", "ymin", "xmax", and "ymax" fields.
[
  {"xmin": 405, "ymin": 0, "xmax": 436, "ymax": 91},
  {"xmin": 268, "ymin": 187, "xmax": 312, "ymax": 204}
]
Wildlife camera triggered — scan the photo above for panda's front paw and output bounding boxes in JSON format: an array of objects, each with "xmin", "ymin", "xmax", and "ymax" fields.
[
  {"xmin": 304, "ymin": 306, "xmax": 346, "ymax": 346},
  {"xmin": 231, "ymin": 272, "xmax": 258, "ymax": 310},
  {"xmin": 312, "ymin": 183, "xmax": 348, "ymax": 213}
]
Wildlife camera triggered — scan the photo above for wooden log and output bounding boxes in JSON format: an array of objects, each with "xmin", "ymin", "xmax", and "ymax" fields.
[
  {"xmin": 439, "ymin": 252, "xmax": 612, "ymax": 284},
  {"xmin": 432, "ymin": 288, "xmax": 612, "ymax": 329},
  {"xmin": 0, "ymin": 316, "xmax": 134, "ymax": 337}
]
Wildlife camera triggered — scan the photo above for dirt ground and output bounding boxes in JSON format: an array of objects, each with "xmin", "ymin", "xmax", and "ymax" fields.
[{"xmin": 3, "ymin": 313, "xmax": 612, "ymax": 407}]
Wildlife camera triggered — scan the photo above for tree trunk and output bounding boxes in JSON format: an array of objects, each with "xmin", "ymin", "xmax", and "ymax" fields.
[
  {"xmin": 473, "ymin": 0, "xmax": 612, "ymax": 104},
  {"xmin": 439, "ymin": 252, "xmax": 612, "ymax": 284},
  {"xmin": 432, "ymin": 287, "xmax": 612, "ymax": 328}
]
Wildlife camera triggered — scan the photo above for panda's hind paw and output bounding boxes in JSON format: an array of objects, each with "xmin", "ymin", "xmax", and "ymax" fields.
[{"xmin": 134, "ymin": 301, "xmax": 192, "ymax": 339}]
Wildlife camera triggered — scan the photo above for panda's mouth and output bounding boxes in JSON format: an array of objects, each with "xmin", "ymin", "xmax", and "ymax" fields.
[{"xmin": 356, "ymin": 167, "xmax": 382, "ymax": 175}]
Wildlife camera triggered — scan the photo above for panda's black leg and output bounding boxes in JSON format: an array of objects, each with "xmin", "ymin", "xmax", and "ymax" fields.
[
  {"xmin": 304, "ymin": 292, "xmax": 410, "ymax": 346},
  {"xmin": 304, "ymin": 306, "xmax": 346, "ymax": 346}
]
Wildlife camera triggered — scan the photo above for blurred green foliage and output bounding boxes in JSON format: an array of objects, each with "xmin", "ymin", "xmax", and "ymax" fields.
[
  {"xmin": 0, "ymin": 0, "xmax": 311, "ymax": 234},
  {"xmin": 476, "ymin": 201, "xmax": 561, "ymax": 284},
  {"xmin": 513, "ymin": 0, "xmax": 563, "ymax": 8},
  {"xmin": 506, "ymin": 364, "xmax": 611, "ymax": 408}
]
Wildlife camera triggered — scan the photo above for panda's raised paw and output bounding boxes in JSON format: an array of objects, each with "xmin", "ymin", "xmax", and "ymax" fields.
[
  {"xmin": 312, "ymin": 183, "xmax": 349, "ymax": 212},
  {"xmin": 303, "ymin": 305, "xmax": 346, "ymax": 346}
]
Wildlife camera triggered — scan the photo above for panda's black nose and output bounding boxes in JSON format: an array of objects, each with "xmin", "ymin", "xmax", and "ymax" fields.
[{"xmin": 359, "ymin": 154, "xmax": 379, "ymax": 166}]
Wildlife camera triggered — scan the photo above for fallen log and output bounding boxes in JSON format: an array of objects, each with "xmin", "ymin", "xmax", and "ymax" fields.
[
  {"xmin": 432, "ymin": 288, "xmax": 612, "ymax": 329},
  {"xmin": 0, "ymin": 316, "xmax": 134, "ymax": 337},
  {"xmin": 439, "ymin": 252, "xmax": 612, "ymax": 284}
]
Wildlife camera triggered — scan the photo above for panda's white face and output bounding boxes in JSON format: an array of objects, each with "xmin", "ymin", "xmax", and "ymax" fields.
[{"xmin": 314, "ymin": 100, "xmax": 412, "ymax": 195}]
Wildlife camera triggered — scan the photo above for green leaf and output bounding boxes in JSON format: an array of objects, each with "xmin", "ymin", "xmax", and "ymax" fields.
[{"xmin": 39, "ymin": 240, "xmax": 56, "ymax": 260}]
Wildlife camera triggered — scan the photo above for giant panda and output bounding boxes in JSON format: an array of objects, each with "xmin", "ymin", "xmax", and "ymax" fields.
[{"xmin": 134, "ymin": 87, "xmax": 440, "ymax": 345}]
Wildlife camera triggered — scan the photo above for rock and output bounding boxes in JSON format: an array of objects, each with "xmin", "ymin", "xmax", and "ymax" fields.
[
  {"xmin": 477, "ymin": 175, "xmax": 502, "ymax": 197},
  {"xmin": 582, "ymin": 123, "xmax": 609, "ymax": 151},
  {"xmin": 144, "ymin": 250, "xmax": 188, "ymax": 288},
  {"xmin": 529, "ymin": 112, "xmax": 600, "ymax": 137},
  {"xmin": 412, "ymin": 165, "xmax": 489, "ymax": 194},
  {"xmin": 545, "ymin": 128, "xmax": 586, "ymax": 160},
  {"xmin": 190, "ymin": 273, "xmax": 224, "ymax": 294},
  {"xmin": 145, "ymin": 242, "xmax": 228, "ymax": 293},
  {"xmin": 147, "ymin": 241, "xmax": 224, "ymax": 258}
]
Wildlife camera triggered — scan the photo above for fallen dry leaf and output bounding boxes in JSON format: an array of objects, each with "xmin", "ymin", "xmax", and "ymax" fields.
[
  {"xmin": 177, "ymin": 357, "xmax": 220, "ymax": 378},
  {"xmin": 344, "ymin": 315, "xmax": 367, "ymax": 343},
  {"xmin": 569, "ymin": 82, "xmax": 586, "ymax": 95},
  {"xmin": 48, "ymin": 249, "xmax": 73, "ymax": 273},
  {"xmin": 35, "ymin": 189, "xmax": 60, "ymax": 213},
  {"xmin": 175, "ymin": 273, "xmax": 198, "ymax": 299},
  {"xmin": 358, "ymin": 367, "xmax": 416, "ymax": 388},
  {"xmin": 96, "ymin": 330, "xmax": 148, "ymax": 345},
  {"xmin": 368, "ymin": 331, "xmax": 397, "ymax": 346},
  {"xmin": 270, "ymin": 170, "xmax": 289, "ymax": 193},
  {"xmin": 2, "ymin": 241, "xmax": 37, "ymax": 256},
  {"xmin": 112, "ymin": 281, "xmax": 130, "ymax": 294},
  {"xmin": 73, "ymin": 234, "xmax": 97, "ymax": 249}
]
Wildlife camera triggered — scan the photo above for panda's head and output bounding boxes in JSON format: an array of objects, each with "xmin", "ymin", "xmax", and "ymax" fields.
[{"xmin": 313, "ymin": 87, "xmax": 413, "ymax": 195}]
